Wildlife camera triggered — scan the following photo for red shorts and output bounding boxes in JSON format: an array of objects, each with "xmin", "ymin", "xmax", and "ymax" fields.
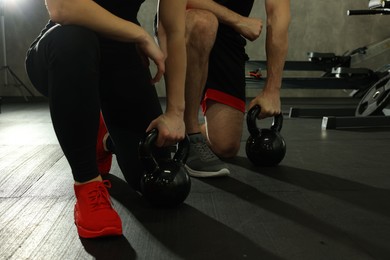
[{"xmin": 201, "ymin": 89, "xmax": 246, "ymax": 114}]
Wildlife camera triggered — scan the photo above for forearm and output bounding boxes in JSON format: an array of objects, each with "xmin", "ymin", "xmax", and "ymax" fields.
[
  {"xmin": 187, "ymin": 0, "xmax": 242, "ymax": 27},
  {"xmin": 164, "ymin": 35, "xmax": 186, "ymax": 116},
  {"xmin": 264, "ymin": 27, "xmax": 288, "ymax": 91},
  {"xmin": 45, "ymin": 0, "xmax": 149, "ymax": 43},
  {"xmin": 263, "ymin": 0, "xmax": 291, "ymax": 92},
  {"xmin": 186, "ymin": 0, "xmax": 262, "ymax": 41},
  {"xmin": 159, "ymin": 0, "xmax": 187, "ymax": 116}
]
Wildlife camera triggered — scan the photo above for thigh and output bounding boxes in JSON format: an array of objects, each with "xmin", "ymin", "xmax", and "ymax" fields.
[
  {"xmin": 100, "ymin": 61, "xmax": 161, "ymax": 127},
  {"xmin": 26, "ymin": 23, "xmax": 100, "ymax": 97},
  {"xmin": 202, "ymin": 25, "xmax": 248, "ymax": 113},
  {"xmin": 99, "ymin": 46, "xmax": 163, "ymax": 189},
  {"xmin": 205, "ymin": 100, "xmax": 244, "ymax": 148}
]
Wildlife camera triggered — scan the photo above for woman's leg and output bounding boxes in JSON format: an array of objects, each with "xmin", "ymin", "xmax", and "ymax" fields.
[
  {"xmin": 99, "ymin": 44, "xmax": 165, "ymax": 191},
  {"xmin": 26, "ymin": 24, "xmax": 101, "ymax": 182},
  {"xmin": 25, "ymin": 24, "xmax": 122, "ymax": 238}
]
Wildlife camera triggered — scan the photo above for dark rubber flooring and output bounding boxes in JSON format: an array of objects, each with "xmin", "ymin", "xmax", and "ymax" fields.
[{"xmin": 0, "ymin": 98, "xmax": 389, "ymax": 260}]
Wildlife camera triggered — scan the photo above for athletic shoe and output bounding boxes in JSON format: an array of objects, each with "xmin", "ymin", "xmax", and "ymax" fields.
[
  {"xmin": 97, "ymin": 113, "xmax": 112, "ymax": 175},
  {"xmin": 185, "ymin": 133, "xmax": 230, "ymax": 177},
  {"xmin": 74, "ymin": 180, "xmax": 122, "ymax": 238}
]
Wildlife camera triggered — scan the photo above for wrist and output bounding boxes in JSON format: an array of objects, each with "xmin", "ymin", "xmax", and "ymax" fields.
[
  {"xmin": 165, "ymin": 104, "xmax": 185, "ymax": 118},
  {"xmin": 135, "ymin": 29, "xmax": 151, "ymax": 45},
  {"xmin": 265, "ymin": 77, "xmax": 282, "ymax": 90},
  {"xmin": 261, "ymin": 83, "xmax": 281, "ymax": 97},
  {"xmin": 231, "ymin": 14, "xmax": 244, "ymax": 30}
]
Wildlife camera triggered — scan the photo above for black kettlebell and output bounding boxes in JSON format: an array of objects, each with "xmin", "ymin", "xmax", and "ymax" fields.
[
  {"xmin": 139, "ymin": 129, "xmax": 191, "ymax": 207},
  {"xmin": 246, "ymin": 105, "xmax": 286, "ymax": 166}
]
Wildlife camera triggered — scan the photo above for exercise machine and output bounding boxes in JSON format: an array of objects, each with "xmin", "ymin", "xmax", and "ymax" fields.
[
  {"xmin": 322, "ymin": 0, "xmax": 390, "ymax": 129},
  {"xmin": 246, "ymin": 39, "xmax": 390, "ymax": 120},
  {"xmin": 246, "ymin": 41, "xmax": 389, "ymax": 96},
  {"xmin": 246, "ymin": 0, "xmax": 390, "ymax": 129}
]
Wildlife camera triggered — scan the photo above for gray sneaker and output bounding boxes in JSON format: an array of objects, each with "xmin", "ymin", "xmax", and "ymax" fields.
[{"xmin": 185, "ymin": 134, "xmax": 230, "ymax": 178}]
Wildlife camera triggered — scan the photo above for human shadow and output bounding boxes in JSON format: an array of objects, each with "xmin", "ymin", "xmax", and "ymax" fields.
[
  {"xmin": 207, "ymin": 156, "xmax": 390, "ymax": 258},
  {"xmin": 104, "ymin": 174, "xmax": 283, "ymax": 260},
  {"xmin": 227, "ymin": 156, "xmax": 390, "ymax": 218},
  {"xmin": 79, "ymin": 235, "xmax": 136, "ymax": 260}
]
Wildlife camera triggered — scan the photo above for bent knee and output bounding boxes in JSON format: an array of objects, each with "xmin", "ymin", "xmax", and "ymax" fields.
[
  {"xmin": 186, "ymin": 10, "xmax": 218, "ymax": 42},
  {"xmin": 211, "ymin": 140, "xmax": 241, "ymax": 159}
]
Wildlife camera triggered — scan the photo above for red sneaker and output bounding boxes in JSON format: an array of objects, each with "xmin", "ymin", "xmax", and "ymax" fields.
[
  {"xmin": 74, "ymin": 180, "xmax": 122, "ymax": 238},
  {"xmin": 97, "ymin": 113, "xmax": 113, "ymax": 175}
]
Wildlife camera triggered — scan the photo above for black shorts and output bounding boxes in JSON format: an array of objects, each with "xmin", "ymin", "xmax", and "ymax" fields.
[
  {"xmin": 202, "ymin": 24, "xmax": 249, "ymax": 114},
  {"xmin": 155, "ymin": 0, "xmax": 253, "ymax": 114}
]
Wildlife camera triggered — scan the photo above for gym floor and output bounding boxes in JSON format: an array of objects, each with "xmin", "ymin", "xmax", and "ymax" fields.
[{"xmin": 0, "ymin": 98, "xmax": 389, "ymax": 260}]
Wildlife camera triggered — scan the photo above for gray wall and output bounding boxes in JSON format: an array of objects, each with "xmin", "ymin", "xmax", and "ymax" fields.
[{"xmin": 0, "ymin": 0, "xmax": 389, "ymax": 98}]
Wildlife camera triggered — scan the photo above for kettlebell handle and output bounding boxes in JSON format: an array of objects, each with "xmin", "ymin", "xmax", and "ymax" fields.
[
  {"xmin": 173, "ymin": 135, "xmax": 190, "ymax": 164},
  {"xmin": 247, "ymin": 105, "xmax": 283, "ymax": 136},
  {"xmin": 138, "ymin": 129, "xmax": 160, "ymax": 175},
  {"xmin": 139, "ymin": 128, "xmax": 190, "ymax": 166}
]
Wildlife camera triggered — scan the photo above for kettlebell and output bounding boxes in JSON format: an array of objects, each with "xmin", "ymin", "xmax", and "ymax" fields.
[
  {"xmin": 246, "ymin": 105, "xmax": 286, "ymax": 166},
  {"xmin": 139, "ymin": 129, "xmax": 191, "ymax": 207}
]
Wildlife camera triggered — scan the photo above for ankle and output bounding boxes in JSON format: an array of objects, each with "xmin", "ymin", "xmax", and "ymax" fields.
[
  {"xmin": 75, "ymin": 175, "xmax": 102, "ymax": 186},
  {"xmin": 102, "ymin": 133, "xmax": 109, "ymax": 152},
  {"xmin": 188, "ymin": 132, "xmax": 201, "ymax": 136}
]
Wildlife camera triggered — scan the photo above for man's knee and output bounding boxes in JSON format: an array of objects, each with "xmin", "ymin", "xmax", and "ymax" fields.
[
  {"xmin": 205, "ymin": 101, "xmax": 244, "ymax": 158},
  {"xmin": 210, "ymin": 139, "xmax": 241, "ymax": 159},
  {"xmin": 186, "ymin": 9, "xmax": 218, "ymax": 46}
]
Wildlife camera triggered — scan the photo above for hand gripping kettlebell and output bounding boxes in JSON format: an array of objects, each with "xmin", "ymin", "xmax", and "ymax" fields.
[
  {"xmin": 139, "ymin": 129, "xmax": 191, "ymax": 207},
  {"xmin": 246, "ymin": 105, "xmax": 286, "ymax": 166}
]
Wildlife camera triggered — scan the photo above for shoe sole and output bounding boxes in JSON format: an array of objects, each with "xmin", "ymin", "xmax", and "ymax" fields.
[
  {"xmin": 184, "ymin": 165, "xmax": 230, "ymax": 178},
  {"xmin": 76, "ymin": 224, "xmax": 122, "ymax": 238}
]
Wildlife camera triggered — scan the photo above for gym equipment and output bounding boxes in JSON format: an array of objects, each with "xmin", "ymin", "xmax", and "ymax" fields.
[
  {"xmin": 139, "ymin": 129, "xmax": 191, "ymax": 207},
  {"xmin": 348, "ymin": 0, "xmax": 390, "ymax": 15},
  {"xmin": 321, "ymin": 2, "xmax": 390, "ymax": 129},
  {"xmin": 246, "ymin": 39, "xmax": 390, "ymax": 97},
  {"xmin": 322, "ymin": 115, "xmax": 390, "ymax": 130},
  {"xmin": 355, "ymin": 74, "xmax": 390, "ymax": 116},
  {"xmin": 246, "ymin": 0, "xmax": 390, "ymax": 98},
  {"xmin": 321, "ymin": 74, "xmax": 390, "ymax": 129},
  {"xmin": 288, "ymin": 73, "xmax": 390, "ymax": 119},
  {"xmin": 254, "ymin": 1, "xmax": 390, "ymax": 129},
  {"xmin": 368, "ymin": 0, "xmax": 390, "ymax": 9},
  {"xmin": 246, "ymin": 105, "xmax": 286, "ymax": 166}
]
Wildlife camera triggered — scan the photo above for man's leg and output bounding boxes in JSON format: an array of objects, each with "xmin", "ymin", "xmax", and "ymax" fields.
[
  {"xmin": 184, "ymin": 9, "xmax": 217, "ymax": 135},
  {"xmin": 204, "ymin": 101, "xmax": 244, "ymax": 158},
  {"xmin": 184, "ymin": 9, "xmax": 230, "ymax": 178}
]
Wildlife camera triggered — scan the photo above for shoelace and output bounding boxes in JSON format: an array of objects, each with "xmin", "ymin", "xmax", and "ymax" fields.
[
  {"xmin": 194, "ymin": 142, "xmax": 217, "ymax": 161},
  {"xmin": 88, "ymin": 180, "xmax": 113, "ymax": 211}
]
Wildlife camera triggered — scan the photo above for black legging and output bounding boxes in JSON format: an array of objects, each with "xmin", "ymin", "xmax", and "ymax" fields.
[{"xmin": 25, "ymin": 23, "xmax": 163, "ymax": 190}]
